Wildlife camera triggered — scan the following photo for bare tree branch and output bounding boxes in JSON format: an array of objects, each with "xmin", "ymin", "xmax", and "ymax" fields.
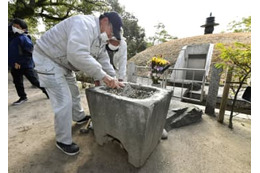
[{"xmin": 37, "ymin": 12, "xmax": 70, "ymax": 21}]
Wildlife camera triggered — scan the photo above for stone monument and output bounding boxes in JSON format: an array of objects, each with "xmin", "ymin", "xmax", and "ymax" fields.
[
  {"xmin": 201, "ymin": 13, "xmax": 219, "ymax": 34},
  {"xmin": 86, "ymin": 83, "xmax": 172, "ymax": 167}
]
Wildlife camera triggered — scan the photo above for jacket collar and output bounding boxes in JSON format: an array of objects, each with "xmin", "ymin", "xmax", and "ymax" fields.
[{"xmin": 95, "ymin": 17, "xmax": 101, "ymax": 38}]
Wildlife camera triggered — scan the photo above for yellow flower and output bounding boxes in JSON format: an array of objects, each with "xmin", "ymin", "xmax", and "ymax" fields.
[{"xmin": 148, "ymin": 55, "xmax": 170, "ymax": 67}]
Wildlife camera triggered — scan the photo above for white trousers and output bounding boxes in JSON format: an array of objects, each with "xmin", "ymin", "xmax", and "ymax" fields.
[{"xmin": 33, "ymin": 48, "xmax": 85, "ymax": 144}]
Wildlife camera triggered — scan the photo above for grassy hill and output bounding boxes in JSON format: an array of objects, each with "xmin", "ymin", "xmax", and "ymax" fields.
[{"xmin": 128, "ymin": 33, "xmax": 251, "ymax": 66}]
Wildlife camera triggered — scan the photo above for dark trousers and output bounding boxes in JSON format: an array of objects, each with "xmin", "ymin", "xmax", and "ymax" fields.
[{"xmin": 11, "ymin": 68, "xmax": 45, "ymax": 99}]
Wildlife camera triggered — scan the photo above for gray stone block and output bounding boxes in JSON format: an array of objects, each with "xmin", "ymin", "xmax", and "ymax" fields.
[
  {"xmin": 205, "ymin": 65, "xmax": 222, "ymax": 116},
  {"xmin": 165, "ymin": 106, "xmax": 202, "ymax": 130},
  {"xmin": 86, "ymin": 83, "xmax": 172, "ymax": 167}
]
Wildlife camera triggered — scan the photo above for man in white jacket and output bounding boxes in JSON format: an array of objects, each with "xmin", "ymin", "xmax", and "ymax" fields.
[
  {"xmin": 94, "ymin": 37, "xmax": 127, "ymax": 86},
  {"xmin": 33, "ymin": 12, "xmax": 124, "ymax": 155},
  {"xmin": 106, "ymin": 37, "xmax": 127, "ymax": 81}
]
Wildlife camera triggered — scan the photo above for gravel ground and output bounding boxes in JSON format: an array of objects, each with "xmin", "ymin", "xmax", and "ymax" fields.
[{"xmin": 8, "ymin": 73, "xmax": 251, "ymax": 173}]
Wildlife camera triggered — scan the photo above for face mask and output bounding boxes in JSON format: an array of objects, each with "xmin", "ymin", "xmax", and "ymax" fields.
[
  {"xmin": 12, "ymin": 26, "xmax": 24, "ymax": 34},
  {"xmin": 108, "ymin": 43, "xmax": 119, "ymax": 51},
  {"xmin": 100, "ymin": 32, "xmax": 109, "ymax": 43}
]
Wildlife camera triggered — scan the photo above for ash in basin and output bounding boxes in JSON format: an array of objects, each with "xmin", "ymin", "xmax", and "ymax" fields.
[{"xmin": 104, "ymin": 83, "xmax": 156, "ymax": 99}]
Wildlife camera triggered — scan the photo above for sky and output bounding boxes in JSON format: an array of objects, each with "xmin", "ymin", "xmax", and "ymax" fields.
[{"xmin": 117, "ymin": 0, "xmax": 252, "ymax": 38}]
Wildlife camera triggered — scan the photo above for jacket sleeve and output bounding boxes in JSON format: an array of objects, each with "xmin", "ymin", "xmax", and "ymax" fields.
[
  {"xmin": 97, "ymin": 49, "xmax": 116, "ymax": 78},
  {"xmin": 66, "ymin": 16, "xmax": 107, "ymax": 80},
  {"xmin": 116, "ymin": 40, "xmax": 127, "ymax": 80},
  {"xmin": 20, "ymin": 35, "xmax": 33, "ymax": 53}
]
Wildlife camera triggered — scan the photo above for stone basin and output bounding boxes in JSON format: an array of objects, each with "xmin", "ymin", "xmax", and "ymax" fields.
[{"xmin": 85, "ymin": 83, "xmax": 172, "ymax": 167}]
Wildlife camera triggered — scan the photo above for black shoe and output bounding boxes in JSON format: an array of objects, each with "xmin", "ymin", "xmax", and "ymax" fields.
[
  {"xmin": 12, "ymin": 98, "xmax": 28, "ymax": 105},
  {"xmin": 56, "ymin": 141, "xmax": 79, "ymax": 156},
  {"xmin": 76, "ymin": 115, "xmax": 91, "ymax": 125},
  {"xmin": 161, "ymin": 129, "xmax": 168, "ymax": 140}
]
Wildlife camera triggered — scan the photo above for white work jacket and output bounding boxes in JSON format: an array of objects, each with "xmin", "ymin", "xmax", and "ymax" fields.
[
  {"xmin": 112, "ymin": 39, "xmax": 127, "ymax": 80},
  {"xmin": 36, "ymin": 15, "xmax": 115, "ymax": 80}
]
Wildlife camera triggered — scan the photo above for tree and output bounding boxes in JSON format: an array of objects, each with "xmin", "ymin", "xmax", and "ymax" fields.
[
  {"xmin": 8, "ymin": 0, "xmax": 147, "ymax": 59},
  {"xmin": 122, "ymin": 12, "xmax": 147, "ymax": 59},
  {"xmin": 9, "ymin": 0, "xmax": 107, "ymax": 20},
  {"xmin": 215, "ymin": 42, "xmax": 251, "ymax": 129},
  {"xmin": 148, "ymin": 22, "xmax": 177, "ymax": 46},
  {"xmin": 227, "ymin": 16, "xmax": 251, "ymax": 33},
  {"xmin": 107, "ymin": 0, "xmax": 147, "ymax": 59},
  {"xmin": 8, "ymin": 0, "xmax": 108, "ymax": 39}
]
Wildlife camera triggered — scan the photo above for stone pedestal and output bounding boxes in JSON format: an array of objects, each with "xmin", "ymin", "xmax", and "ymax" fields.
[
  {"xmin": 205, "ymin": 65, "xmax": 222, "ymax": 116},
  {"xmin": 127, "ymin": 62, "xmax": 137, "ymax": 83},
  {"xmin": 86, "ymin": 83, "xmax": 172, "ymax": 167}
]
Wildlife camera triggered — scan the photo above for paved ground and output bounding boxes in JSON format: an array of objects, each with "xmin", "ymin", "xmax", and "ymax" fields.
[{"xmin": 8, "ymin": 73, "xmax": 251, "ymax": 173}]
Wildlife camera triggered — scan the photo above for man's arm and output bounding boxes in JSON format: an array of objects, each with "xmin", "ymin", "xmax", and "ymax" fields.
[
  {"xmin": 66, "ymin": 16, "xmax": 107, "ymax": 81},
  {"xmin": 66, "ymin": 16, "xmax": 122, "ymax": 88},
  {"xmin": 97, "ymin": 49, "xmax": 116, "ymax": 78},
  {"xmin": 117, "ymin": 40, "xmax": 127, "ymax": 81},
  {"xmin": 20, "ymin": 35, "xmax": 33, "ymax": 53}
]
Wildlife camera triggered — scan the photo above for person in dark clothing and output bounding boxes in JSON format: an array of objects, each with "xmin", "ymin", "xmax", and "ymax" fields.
[{"xmin": 8, "ymin": 18, "xmax": 49, "ymax": 105}]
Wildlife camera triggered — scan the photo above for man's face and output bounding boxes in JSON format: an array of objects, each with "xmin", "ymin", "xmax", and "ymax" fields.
[
  {"xmin": 12, "ymin": 23, "xmax": 23, "ymax": 30},
  {"xmin": 100, "ymin": 17, "xmax": 114, "ymax": 39}
]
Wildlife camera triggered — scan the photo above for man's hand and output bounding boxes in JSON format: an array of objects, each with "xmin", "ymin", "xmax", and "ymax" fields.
[
  {"xmin": 14, "ymin": 63, "xmax": 21, "ymax": 69},
  {"xmin": 94, "ymin": 80, "xmax": 101, "ymax": 87},
  {"xmin": 102, "ymin": 75, "xmax": 124, "ymax": 89}
]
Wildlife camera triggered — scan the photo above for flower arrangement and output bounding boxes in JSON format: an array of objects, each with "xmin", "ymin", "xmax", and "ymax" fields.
[{"xmin": 148, "ymin": 55, "xmax": 170, "ymax": 84}]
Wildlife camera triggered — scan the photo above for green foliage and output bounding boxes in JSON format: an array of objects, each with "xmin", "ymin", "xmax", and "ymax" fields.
[
  {"xmin": 215, "ymin": 42, "xmax": 251, "ymax": 129},
  {"xmin": 106, "ymin": 0, "xmax": 123, "ymax": 14},
  {"xmin": 8, "ymin": 2, "xmax": 16, "ymax": 20},
  {"xmin": 227, "ymin": 16, "xmax": 251, "ymax": 33},
  {"xmin": 107, "ymin": 0, "xmax": 147, "ymax": 59},
  {"xmin": 24, "ymin": 17, "xmax": 38, "ymax": 43},
  {"xmin": 8, "ymin": 0, "xmax": 108, "ymax": 39},
  {"xmin": 9, "ymin": 0, "xmax": 147, "ymax": 59},
  {"xmin": 215, "ymin": 42, "xmax": 251, "ymax": 81},
  {"xmin": 148, "ymin": 22, "xmax": 177, "ymax": 46},
  {"xmin": 123, "ymin": 12, "xmax": 147, "ymax": 59}
]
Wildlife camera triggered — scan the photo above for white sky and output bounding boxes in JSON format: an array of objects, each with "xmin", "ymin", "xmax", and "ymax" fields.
[{"xmin": 118, "ymin": 0, "xmax": 252, "ymax": 38}]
